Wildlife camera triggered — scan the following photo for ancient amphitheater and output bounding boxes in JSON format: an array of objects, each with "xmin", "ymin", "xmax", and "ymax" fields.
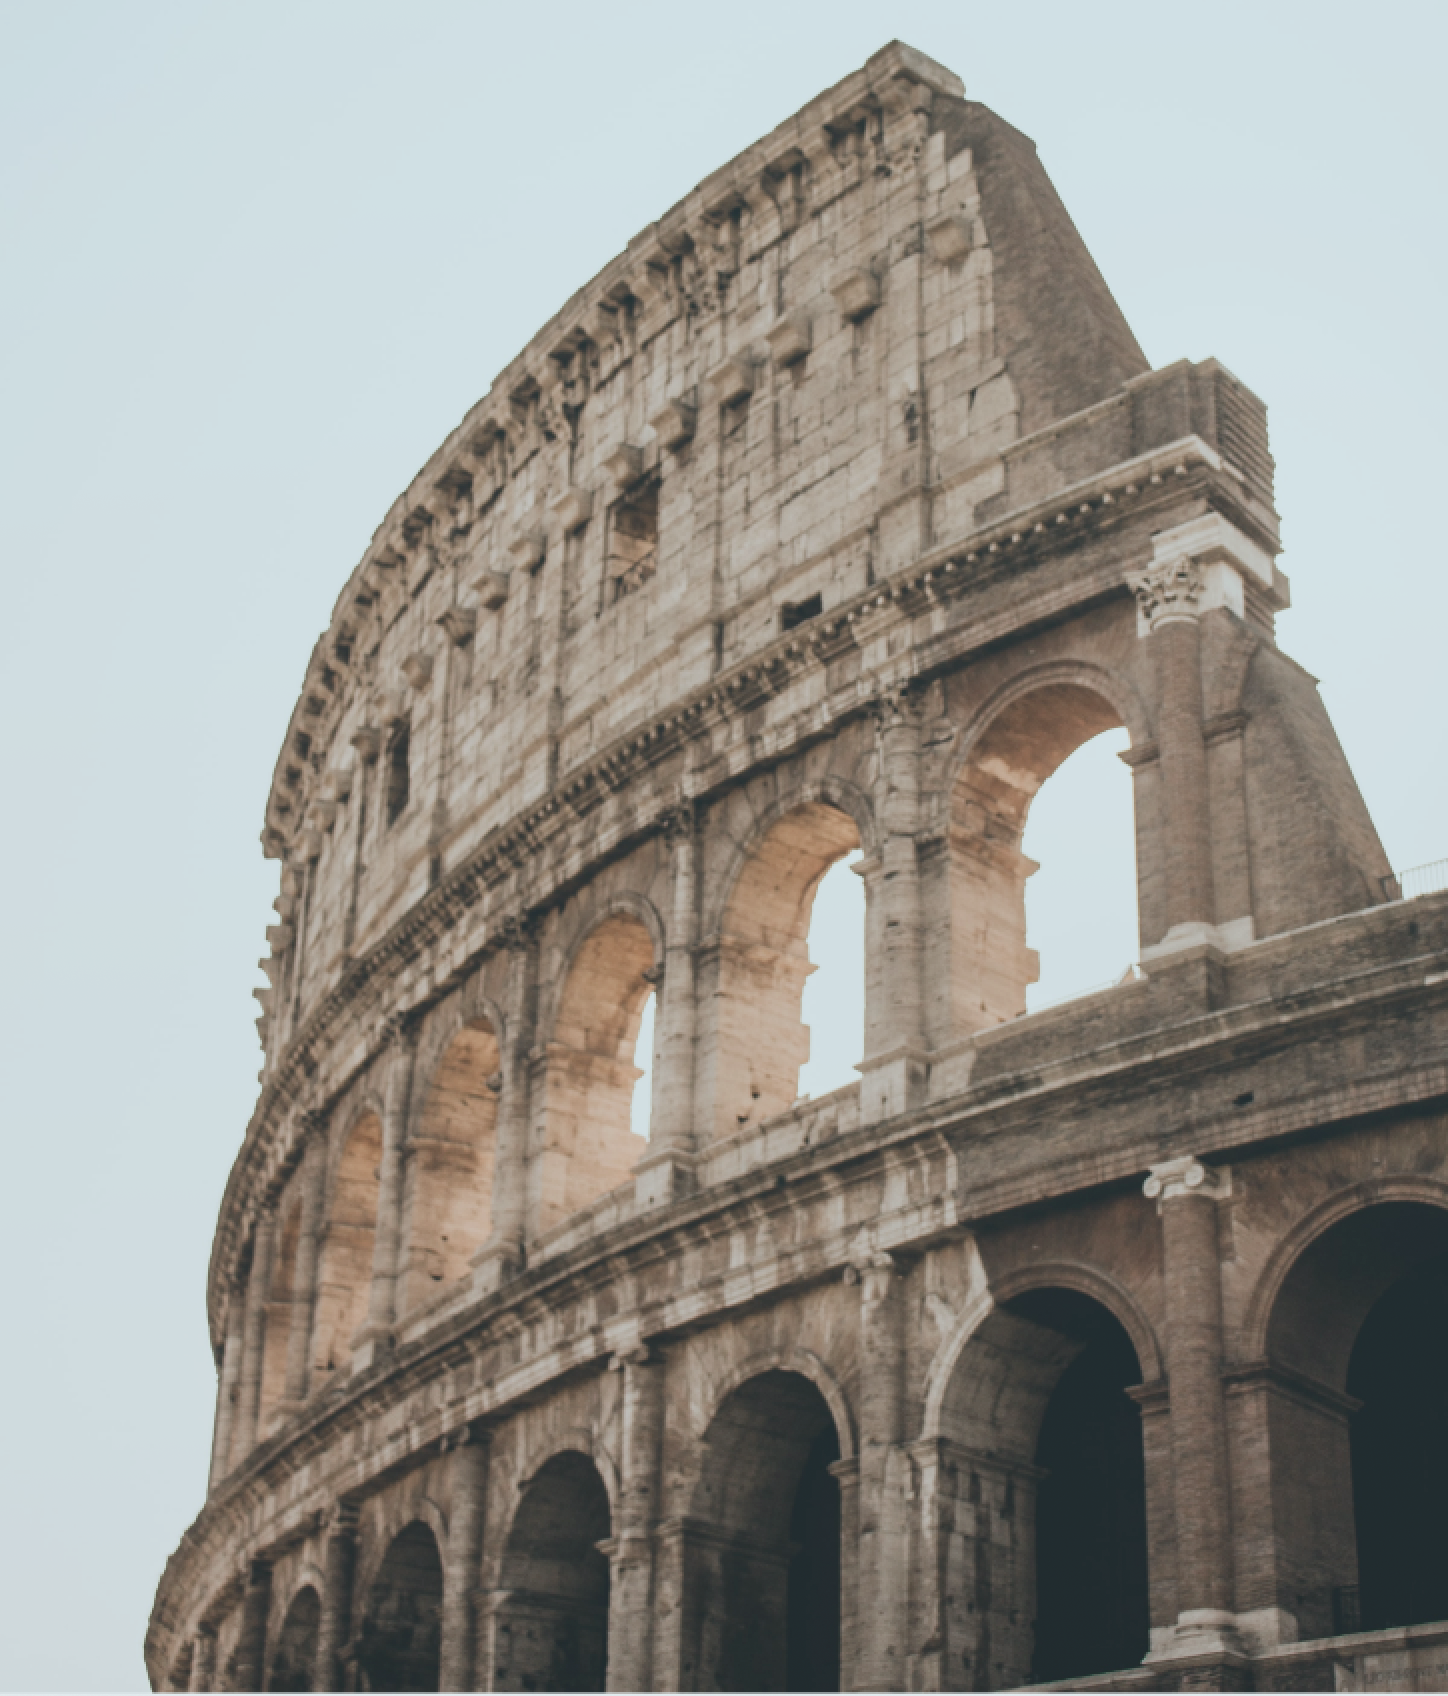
[{"xmin": 147, "ymin": 40, "xmax": 1448, "ymax": 1695}]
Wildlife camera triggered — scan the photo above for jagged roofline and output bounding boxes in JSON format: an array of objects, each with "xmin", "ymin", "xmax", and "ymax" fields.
[{"xmin": 261, "ymin": 41, "xmax": 971, "ymax": 857}]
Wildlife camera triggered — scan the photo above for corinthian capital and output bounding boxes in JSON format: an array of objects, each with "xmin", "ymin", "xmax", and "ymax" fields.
[{"xmin": 1127, "ymin": 557, "xmax": 1205, "ymax": 631}]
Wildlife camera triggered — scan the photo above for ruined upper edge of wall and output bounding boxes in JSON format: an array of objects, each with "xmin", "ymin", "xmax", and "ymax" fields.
[{"xmin": 251, "ymin": 40, "xmax": 1279, "ymax": 1070}]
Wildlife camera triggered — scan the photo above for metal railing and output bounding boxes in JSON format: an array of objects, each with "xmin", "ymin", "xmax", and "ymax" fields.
[{"xmin": 1383, "ymin": 859, "xmax": 1448, "ymax": 902}]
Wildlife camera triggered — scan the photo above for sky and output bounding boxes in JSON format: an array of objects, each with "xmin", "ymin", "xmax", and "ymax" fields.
[{"xmin": 2, "ymin": 2, "xmax": 1445, "ymax": 1688}]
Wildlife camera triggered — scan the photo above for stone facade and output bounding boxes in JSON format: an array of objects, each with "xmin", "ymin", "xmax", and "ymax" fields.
[{"xmin": 147, "ymin": 41, "xmax": 1448, "ymax": 1695}]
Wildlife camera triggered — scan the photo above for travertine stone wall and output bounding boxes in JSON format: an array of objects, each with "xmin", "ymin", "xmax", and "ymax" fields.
[{"xmin": 151, "ymin": 40, "xmax": 1448, "ymax": 1696}]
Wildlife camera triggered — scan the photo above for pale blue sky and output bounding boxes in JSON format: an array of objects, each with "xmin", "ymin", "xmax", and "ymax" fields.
[{"xmin": 2, "ymin": 3, "xmax": 1444, "ymax": 1688}]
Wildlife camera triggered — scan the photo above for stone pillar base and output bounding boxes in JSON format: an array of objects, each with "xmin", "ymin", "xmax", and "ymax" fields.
[
  {"xmin": 633, "ymin": 1147, "xmax": 699, "ymax": 1210},
  {"xmin": 1146, "ymin": 1609, "xmax": 1250, "ymax": 1664},
  {"xmin": 469, "ymin": 1238, "xmax": 524, "ymax": 1298},
  {"xmin": 857, "ymin": 1046, "xmax": 929, "ymax": 1123},
  {"xmin": 347, "ymin": 1323, "xmax": 394, "ymax": 1375}
]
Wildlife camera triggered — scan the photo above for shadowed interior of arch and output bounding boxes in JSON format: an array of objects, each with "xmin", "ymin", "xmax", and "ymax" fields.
[
  {"xmin": 1267, "ymin": 1201, "xmax": 1448, "ymax": 1638},
  {"xmin": 267, "ymin": 1584, "xmax": 319, "ymax": 1693},
  {"xmin": 495, "ymin": 1450, "xmax": 611, "ymax": 1692},
  {"xmin": 310, "ymin": 1110, "xmax": 380, "ymax": 1385},
  {"xmin": 705, "ymin": 801, "xmax": 862, "ymax": 1141},
  {"xmin": 257, "ymin": 1195, "xmax": 301, "ymax": 1436},
  {"xmin": 357, "ymin": 1522, "xmax": 443, "ymax": 1693},
  {"xmin": 686, "ymin": 1369, "xmax": 842, "ymax": 1691},
  {"xmin": 949, "ymin": 684, "xmax": 1136, "ymax": 1030},
  {"xmin": 541, "ymin": 912, "xmax": 655, "ymax": 1233},
  {"xmin": 935, "ymin": 1285, "xmax": 1147, "ymax": 1688},
  {"xmin": 397, "ymin": 1019, "xmax": 500, "ymax": 1313}
]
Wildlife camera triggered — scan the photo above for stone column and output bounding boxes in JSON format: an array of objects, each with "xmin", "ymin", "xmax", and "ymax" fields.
[
  {"xmin": 606, "ymin": 1345, "xmax": 667, "ymax": 1691},
  {"xmin": 637, "ymin": 806, "xmax": 699, "ymax": 1207},
  {"xmin": 353, "ymin": 1014, "xmax": 416, "ymax": 1368},
  {"xmin": 314, "ymin": 1502, "xmax": 358, "ymax": 1694},
  {"xmin": 859, "ymin": 694, "xmax": 928, "ymax": 1121},
  {"xmin": 829, "ymin": 1457, "xmax": 861, "ymax": 1693},
  {"xmin": 854, "ymin": 1250, "xmax": 908, "ymax": 1691},
  {"xmin": 1129, "ymin": 558, "xmax": 1215, "ymax": 943},
  {"xmin": 281, "ymin": 1117, "xmax": 328, "ymax": 1408},
  {"xmin": 232, "ymin": 1211, "xmax": 276, "ymax": 1459},
  {"xmin": 440, "ymin": 1429, "xmax": 490, "ymax": 1692},
  {"xmin": 1145, "ymin": 1156, "xmax": 1243, "ymax": 1661},
  {"xmin": 207, "ymin": 1284, "xmax": 245, "ymax": 1492},
  {"xmin": 187, "ymin": 1626, "xmax": 216, "ymax": 1692},
  {"xmin": 474, "ymin": 916, "xmax": 536, "ymax": 1292},
  {"xmin": 231, "ymin": 1557, "xmax": 272, "ymax": 1692}
]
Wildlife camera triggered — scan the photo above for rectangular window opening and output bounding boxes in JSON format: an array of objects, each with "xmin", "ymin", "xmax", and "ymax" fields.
[
  {"xmin": 608, "ymin": 480, "xmax": 659, "ymax": 602},
  {"xmin": 782, "ymin": 594, "xmax": 823, "ymax": 631}
]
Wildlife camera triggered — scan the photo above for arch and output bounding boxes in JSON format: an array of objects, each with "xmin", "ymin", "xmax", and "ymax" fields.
[
  {"xmin": 257, "ymin": 1188, "xmax": 303, "ymax": 1432},
  {"xmin": 696, "ymin": 1345, "xmax": 858, "ymax": 1463},
  {"xmin": 1244, "ymin": 1192, "xmax": 1448, "ymax": 1640},
  {"xmin": 494, "ymin": 1449, "xmax": 612, "ymax": 1692},
  {"xmin": 536, "ymin": 905, "xmax": 660, "ymax": 1233},
  {"xmin": 683, "ymin": 1367, "xmax": 847, "ymax": 1692},
  {"xmin": 510, "ymin": 1426, "xmax": 620, "ymax": 1521},
  {"xmin": 704, "ymin": 775, "xmax": 879, "ymax": 941},
  {"xmin": 941, "ymin": 662, "xmax": 1145, "ymax": 1034},
  {"xmin": 266, "ymin": 1583, "xmax": 320, "ymax": 1692},
  {"xmin": 356, "ymin": 1520, "xmax": 444, "ymax": 1693},
  {"xmin": 929, "ymin": 1282, "xmax": 1149, "ymax": 1688},
  {"xmin": 397, "ymin": 1016, "xmax": 502, "ymax": 1313},
  {"xmin": 699, "ymin": 795, "xmax": 866, "ymax": 1143},
  {"xmin": 1241, "ymin": 1176, "xmax": 1448, "ymax": 1362},
  {"xmin": 310, "ymin": 1106, "xmax": 383, "ymax": 1383}
]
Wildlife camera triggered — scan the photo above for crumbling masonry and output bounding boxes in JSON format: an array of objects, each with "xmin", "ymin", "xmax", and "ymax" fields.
[{"xmin": 148, "ymin": 42, "xmax": 1448, "ymax": 1694}]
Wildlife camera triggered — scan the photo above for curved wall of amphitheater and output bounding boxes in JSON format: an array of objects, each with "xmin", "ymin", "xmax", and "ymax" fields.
[{"xmin": 149, "ymin": 41, "xmax": 1448, "ymax": 1696}]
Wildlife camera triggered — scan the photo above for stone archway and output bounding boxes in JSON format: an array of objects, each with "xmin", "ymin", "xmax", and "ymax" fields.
[
  {"xmin": 356, "ymin": 1522, "xmax": 444, "ymax": 1693},
  {"xmin": 266, "ymin": 1584, "xmax": 319, "ymax": 1692},
  {"xmin": 930, "ymin": 1286, "xmax": 1149, "ymax": 1689},
  {"xmin": 680, "ymin": 1368, "xmax": 845, "ymax": 1692},
  {"xmin": 493, "ymin": 1450, "xmax": 612, "ymax": 1692},
  {"xmin": 310, "ymin": 1109, "xmax": 381, "ymax": 1381},
  {"xmin": 942, "ymin": 674, "xmax": 1136, "ymax": 1034},
  {"xmin": 537, "ymin": 910, "xmax": 658, "ymax": 1233},
  {"xmin": 698, "ymin": 801, "xmax": 863, "ymax": 1143},
  {"xmin": 1260, "ymin": 1199, "xmax": 1448, "ymax": 1638},
  {"xmin": 398, "ymin": 1020, "xmax": 501, "ymax": 1313}
]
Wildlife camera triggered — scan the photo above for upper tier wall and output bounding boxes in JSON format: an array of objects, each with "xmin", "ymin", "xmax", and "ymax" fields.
[{"xmin": 257, "ymin": 41, "xmax": 1209, "ymax": 1058}]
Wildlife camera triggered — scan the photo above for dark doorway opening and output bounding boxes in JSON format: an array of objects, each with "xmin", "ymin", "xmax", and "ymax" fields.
[
  {"xmin": 357, "ymin": 1521, "xmax": 443, "ymax": 1693},
  {"xmin": 786, "ymin": 1421, "xmax": 842, "ymax": 1692},
  {"xmin": 1349, "ymin": 1257, "xmax": 1448, "ymax": 1631},
  {"xmin": 1021, "ymin": 1291, "xmax": 1149, "ymax": 1684},
  {"xmin": 268, "ymin": 1585, "xmax": 319, "ymax": 1693}
]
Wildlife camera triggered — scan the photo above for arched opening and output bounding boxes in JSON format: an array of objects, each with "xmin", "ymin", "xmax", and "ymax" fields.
[
  {"xmin": 1020, "ymin": 727, "xmax": 1136, "ymax": 1010},
  {"xmin": 796, "ymin": 850, "xmax": 865, "ymax": 1102},
  {"xmin": 630, "ymin": 989, "xmax": 656, "ymax": 1140},
  {"xmin": 310, "ymin": 1111, "xmax": 381, "ymax": 1383},
  {"xmin": 357, "ymin": 1522, "xmax": 444, "ymax": 1693},
  {"xmin": 1264, "ymin": 1200, "xmax": 1448, "ymax": 1638},
  {"xmin": 935, "ymin": 1287, "xmax": 1147, "ymax": 1688},
  {"xmin": 948, "ymin": 683, "xmax": 1134, "ymax": 1030},
  {"xmin": 267, "ymin": 1585, "xmax": 320, "ymax": 1692},
  {"xmin": 704, "ymin": 802, "xmax": 862, "ymax": 1141},
  {"xmin": 494, "ymin": 1450, "xmax": 612, "ymax": 1692},
  {"xmin": 539, "ymin": 913, "xmax": 656, "ymax": 1233},
  {"xmin": 398, "ymin": 1021, "xmax": 500, "ymax": 1312},
  {"xmin": 1023, "ymin": 1291, "xmax": 1148, "ymax": 1683},
  {"xmin": 685, "ymin": 1369, "xmax": 843, "ymax": 1691},
  {"xmin": 258, "ymin": 1193, "xmax": 301, "ymax": 1433}
]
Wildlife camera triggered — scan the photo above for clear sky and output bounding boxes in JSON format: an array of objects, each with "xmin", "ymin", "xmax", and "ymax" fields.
[{"xmin": 2, "ymin": 3, "xmax": 1444, "ymax": 1688}]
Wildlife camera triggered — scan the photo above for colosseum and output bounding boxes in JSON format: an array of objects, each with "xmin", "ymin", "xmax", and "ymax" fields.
[{"xmin": 147, "ymin": 39, "xmax": 1448, "ymax": 1695}]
